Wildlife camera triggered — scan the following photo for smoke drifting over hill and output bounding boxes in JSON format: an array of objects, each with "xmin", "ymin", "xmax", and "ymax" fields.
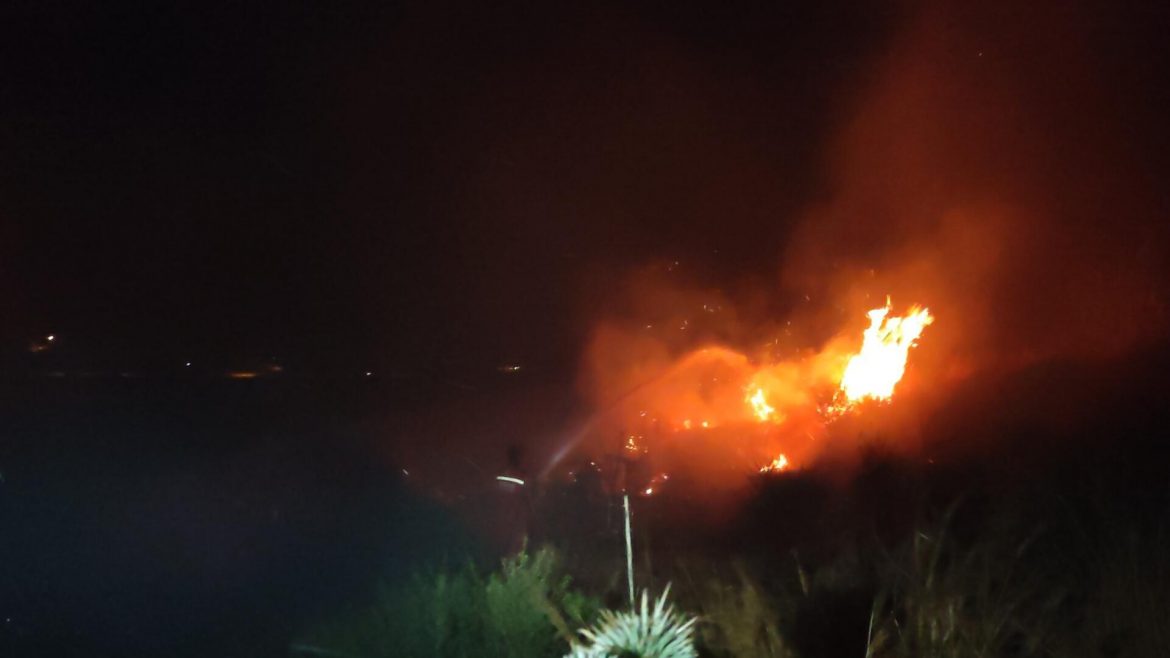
[{"xmin": 569, "ymin": 1, "xmax": 1169, "ymax": 480}]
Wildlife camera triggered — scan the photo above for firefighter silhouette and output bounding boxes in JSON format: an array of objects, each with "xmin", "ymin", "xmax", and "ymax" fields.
[{"xmin": 496, "ymin": 444, "xmax": 530, "ymax": 553}]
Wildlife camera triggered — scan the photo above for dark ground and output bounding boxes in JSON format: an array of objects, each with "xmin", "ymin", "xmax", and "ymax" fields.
[
  {"xmin": 0, "ymin": 373, "xmax": 478, "ymax": 657},
  {"xmin": 1, "ymin": 342, "xmax": 1168, "ymax": 656}
]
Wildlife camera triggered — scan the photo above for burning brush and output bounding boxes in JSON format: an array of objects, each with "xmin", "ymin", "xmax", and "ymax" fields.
[
  {"xmin": 557, "ymin": 295, "xmax": 935, "ymax": 491},
  {"xmin": 834, "ymin": 298, "xmax": 934, "ymax": 411}
]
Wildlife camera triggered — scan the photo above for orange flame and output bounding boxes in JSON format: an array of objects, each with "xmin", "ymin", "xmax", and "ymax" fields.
[
  {"xmin": 747, "ymin": 388, "xmax": 777, "ymax": 422},
  {"xmin": 838, "ymin": 298, "xmax": 934, "ymax": 404},
  {"xmin": 759, "ymin": 453, "xmax": 790, "ymax": 473}
]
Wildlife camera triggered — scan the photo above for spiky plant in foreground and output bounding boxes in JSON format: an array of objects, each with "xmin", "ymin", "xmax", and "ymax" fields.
[{"xmin": 565, "ymin": 585, "xmax": 698, "ymax": 658}]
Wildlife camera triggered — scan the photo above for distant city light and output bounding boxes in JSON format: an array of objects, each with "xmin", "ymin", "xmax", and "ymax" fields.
[{"xmin": 29, "ymin": 334, "xmax": 56, "ymax": 353}]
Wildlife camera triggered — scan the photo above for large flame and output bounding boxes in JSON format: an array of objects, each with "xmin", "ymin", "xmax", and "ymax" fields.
[
  {"xmin": 838, "ymin": 299, "xmax": 934, "ymax": 404},
  {"xmin": 747, "ymin": 388, "xmax": 777, "ymax": 422},
  {"xmin": 759, "ymin": 453, "xmax": 790, "ymax": 473}
]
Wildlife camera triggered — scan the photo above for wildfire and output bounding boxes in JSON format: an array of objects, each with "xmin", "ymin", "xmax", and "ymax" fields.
[
  {"xmin": 747, "ymin": 388, "xmax": 776, "ymax": 422},
  {"xmin": 564, "ymin": 291, "xmax": 936, "ymax": 483},
  {"xmin": 838, "ymin": 299, "xmax": 934, "ymax": 404},
  {"xmin": 759, "ymin": 453, "xmax": 790, "ymax": 473}
]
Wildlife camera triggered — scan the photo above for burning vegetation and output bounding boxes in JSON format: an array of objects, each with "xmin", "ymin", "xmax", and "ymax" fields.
[
  {"xmin": 556, "ymin": 292, "xmax": 935, "ymax": 492},
  {"xmin": 836, "ymin": 300, "xmax": 933, "ymax": 407}
]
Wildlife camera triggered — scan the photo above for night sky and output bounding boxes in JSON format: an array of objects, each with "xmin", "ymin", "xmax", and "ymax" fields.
[
  {"xmin": 4, "ymin": 1, "xmax": 1169, "ymax": 382},
  {"xmin": 0, "ymin": 1, "xmax": 907, "ymax": 378},
  {"xmin": 6, "ymin": 0, "xmax": 1170, "ymax": 380}
]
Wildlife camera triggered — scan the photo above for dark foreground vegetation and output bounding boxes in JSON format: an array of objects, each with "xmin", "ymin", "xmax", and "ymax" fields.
[
  {"xmin": 299, "ymin": 464, "xmax": 1170, "ymax": 657},
  {"xmin": 2, "ymin": 345, "xmax": 1168, "ymax": 657},
  {"xmin": 300, "ymin": 344, "xmax": 1170, "ymax": 658}
]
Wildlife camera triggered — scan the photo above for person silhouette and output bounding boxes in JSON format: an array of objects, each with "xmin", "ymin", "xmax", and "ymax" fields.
[{"xmin": 496, "ymin": 443, "xmax": 530, "ymax": 554}]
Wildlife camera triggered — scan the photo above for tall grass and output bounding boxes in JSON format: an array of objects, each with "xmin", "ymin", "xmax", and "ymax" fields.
[
  {"xmin": 863, "ymin": 515, "xmax": 1056, "ymax": 658},
  {"xmin": 689, "ymin": 566, "xmax": 795, "ymax": 658},
  {"xmin": 296, "ymin": 547, "xmax": 598, "ymax": 658},
  {"xmin": 301, "ymin": 472, "xmax": 1170, "ymax": 658}
]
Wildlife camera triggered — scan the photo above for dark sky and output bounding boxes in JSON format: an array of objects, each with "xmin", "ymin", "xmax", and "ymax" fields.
[
  {"xmin": 0, "ymin": 1, "xmax": 902, "ymax": 376},
  {"xmin": 1, "ymin": 1, "xmax": 1167, "ymax": 377}
]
